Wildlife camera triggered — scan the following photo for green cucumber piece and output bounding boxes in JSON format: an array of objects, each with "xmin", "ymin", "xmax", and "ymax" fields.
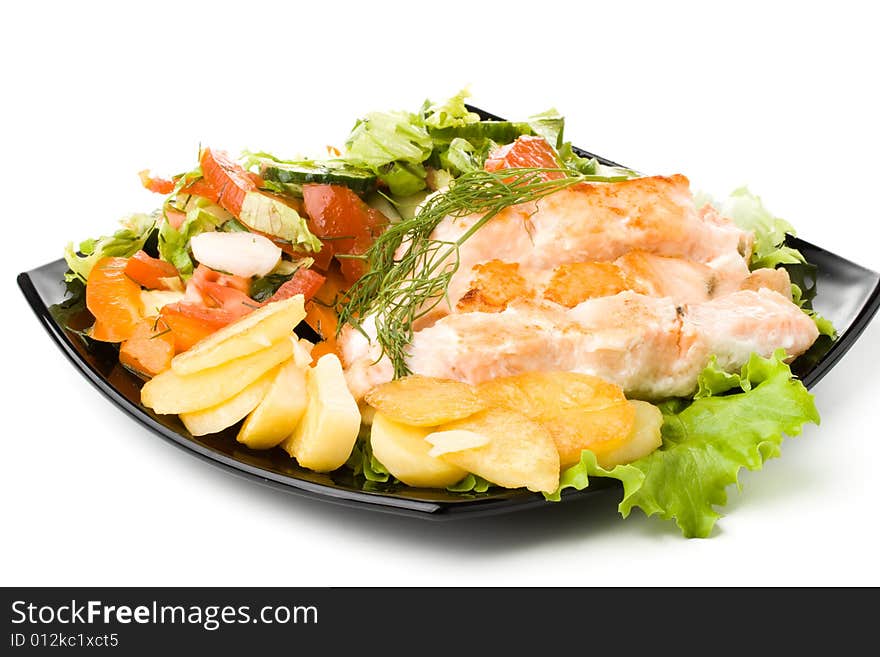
[{"xmin": 261, "ymin": 161, "xmax": 377, "ymax": 196}]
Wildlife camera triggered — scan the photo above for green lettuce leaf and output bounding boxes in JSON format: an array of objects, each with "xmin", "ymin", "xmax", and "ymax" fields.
[
  {"xmin": 543, "ymin": 450, "xmax": 643, "ymax": 503},
  {"xmin": 345, "ymin": 111, "xmax": 433, "ymax": 169},
  {"xmin": 719, "ymin": 187, "xmax": 806, "ymax": 269},
  {"xmin": 439, "ymin": 137, "xmax": 480, "ymax": 175},
  {"xmin": 64, "ymin": 213, "xmax": 156, "ymax": 282},
  {"xmin": 447, "ymin": 474, "xmax": 493, "ymax": 494},
  {"xmin": 547, "ymin": 350, "xmax": 820, "ymax": 538},
  {"xmin": 157, "ymin": 210, "xmax": 217, "ymax": 277},
  {"xmin": 423, "ymin": 88, "xmax": 481, "ymax": 130},
  {"xmin": 238, "ymin": 192, "xmax": 322, "ymax": 252}
]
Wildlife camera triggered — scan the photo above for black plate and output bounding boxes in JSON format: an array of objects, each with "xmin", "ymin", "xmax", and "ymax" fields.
[{"xmin": 16, "ymin": 123, "xmax": 880, "ymax": 519}]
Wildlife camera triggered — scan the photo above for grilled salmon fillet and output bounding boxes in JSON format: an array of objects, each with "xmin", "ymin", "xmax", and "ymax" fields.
[
  {"xmin": 343, "ymin": 290, "xmax": 818, "ymax": 400},
  {"xmin": 431, "ymin": 174, "xmax": 754, "ymax": 312},
  {"xmin": 340, "ymin": 174, "xmax": 818, "ymax": 400}
]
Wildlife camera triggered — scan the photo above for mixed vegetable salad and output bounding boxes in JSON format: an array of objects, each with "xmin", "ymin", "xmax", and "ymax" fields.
[{"xmin": 61, "ymin": 90, "xmax": 832, "ymax": 537}]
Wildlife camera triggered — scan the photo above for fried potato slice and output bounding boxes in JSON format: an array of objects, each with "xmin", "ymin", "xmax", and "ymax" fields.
[
  {"xmin": 477, "ymin": 371, "xmax": 636, "ymax": 468},
  {"xmin": 597, "ymin": 400, "xmax": 663, "ymax": 468},
  {"xmin": 370, "ymin": 413, "xmax": 467, "ymax": 488},
  {"xmin": 171, "ymin": 295, "xmax": 306, "ymax": 375},
  {"xmin": 434, "ymin": 408, "xmax": 560, "ymax": 493},
  {"xmin": 237, "ymin": 366, "xmax": 306, "ymax": 450},
  {"xmin": 364, "ymin": 375, "xmax": 485, "ymax": 427},
  {"xmin": 141, "ymin": 338, "xmax": 293, "ymax": 414},
  {"xmin": 179, "ymin": 367, "xmax": 277, "ymax": 436},
  {"xmin": 425, "ymin": 430, "xmax": 490, "ymax": 457},
  {"xmin": 281, "ymin": 354, "xmax": 360, "ymax": 473}
]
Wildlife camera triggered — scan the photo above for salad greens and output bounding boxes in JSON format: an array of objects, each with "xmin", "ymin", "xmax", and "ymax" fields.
[
  {"xmin": 546, "ymin": 351, "xmax": 820, "ymax": 537},
  {"xmin": 64, "ymin": 213, "xmax": 155, "ymax": 283}
]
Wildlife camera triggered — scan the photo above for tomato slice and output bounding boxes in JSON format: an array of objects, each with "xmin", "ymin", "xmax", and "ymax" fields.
[
  {"xmin": 302, "ymin": 184, "xmax": 388, "ymax": 284},
  {"xmin": 125, "ymin": 250, "xmax": 181, "ymax": 290},
  {"xmin": 87, "ymin": 257, "xmax": 143, "ymax": 342},
  {"xmin": 484, "ymin": 135, "xmax": 564, "ymax": 181},
  {"xmin": 199, "ymin": 147, "xmax": 256, "ymax": 217},
  {"xmin": 159, "ymin": 303, "xmax": 233, "ymax": 352},
  {"xmin": 179, "ymin": 178, "xmax": 221, "ymax": 205},
  {"xmin": 139, "ymin": 170, "xmax": 175, "ymax": 194},
  {"xmin": 119, "ymin": 318, "xmax": 175, "ymax": 377},
  {"xmin": 191, "ymin": 264, "xmax": 251, "ymax": 294},
  {"xmin": 268, "ymin": 269, "xmax": 326, "ymax": 304}
]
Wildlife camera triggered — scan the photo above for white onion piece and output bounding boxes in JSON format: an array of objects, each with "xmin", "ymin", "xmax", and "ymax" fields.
[{"xmin": 190, "ymin": 231, "xmax": 282, "ymax": 278}]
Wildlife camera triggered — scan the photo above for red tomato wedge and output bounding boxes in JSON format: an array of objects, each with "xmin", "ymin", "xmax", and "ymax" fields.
[
  {"xmin": 484, "ymin": 135, "xmax": 564, "ymax": 181},
  {"xmin": 190, "ymin": 264, "xmax": 251, "ymax": 295},
  {"xmin": 87, "ymin": 257, "xmax": 144, "ymax": 343},
  {"xmin": 159, "ymin": 303, "xmax": 234, "ymax": 352},
  {"xmin": 199, "ymin": 147, "xmax": 256, "ymax": 217},
  {"xmin": 268, "ymin": 269, "xmax": 326, "ymax": 304},
  {"xmin": 163, "ymin": 206, "xmax": 187, "ymax": 230},
  {"xmin": 302, "ymin": 184, "xmax": 388, "ymax": 284},
  {"xmin": 138, "ymin": 170, "xmax": 175, "ymax": 194},
  {"xmin": 119, "ymin": 318, "xmax": 175, "ymax": 377},
  {"xmin": 197, "ymin": 281, "xmax": 257, "ymax": 321},
  {"xmin": 179, "ymin": 178, "xmax": 221, "ymax": 205},
  {"xmin": 124, "ymin": 250, "xmax": 181, "ymax": 290}
]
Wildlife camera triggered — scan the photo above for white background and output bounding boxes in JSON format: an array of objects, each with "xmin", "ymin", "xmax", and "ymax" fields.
[{"xmin": 3, "ymin": 1, "xmax": 879, "ymax": 586}]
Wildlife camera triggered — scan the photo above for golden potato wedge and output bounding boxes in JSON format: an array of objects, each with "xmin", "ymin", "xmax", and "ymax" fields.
[
  {"xmin": 434, "ymin": 408, "xmax": 560, "ymax": 493},
  {"xmin": 477, "ymin": 372, "xmax": 635, "ymax": 468},
  {"xmin": 237, "ymin": 357, "xmax": 309, "ymax": 450},
  {"xmin": 281, "ymin": 354, "xmax": 360, "ymax": 472},
  {"xmin": 180, "ymin": 367, "xmax": 276, "ymax": 436},
  {"xmin": 171, "ymin": 295, "xmax": 306, "ymax": 375},
  {"xmin": 597, "ymin": 400, "xmax": 663, "ymax": 468},
  {"xmin": 370, "ymin": 413, "xmax": 467, "ymax": 488},
  {"xmin": 141, "ymin": 338, "xmax": 293, "ymax": 414},
  {"xmin": 364, "ymin": 375, "xmax": 485, "ymax": 427}
]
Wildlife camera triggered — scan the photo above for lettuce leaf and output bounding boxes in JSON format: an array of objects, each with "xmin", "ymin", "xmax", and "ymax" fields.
[
  {"xmin": 345, "ymin": 111, "xmax": 433, "ymax": 169},
  {"xmin": 527, "ymin": 109, "xmax": 565, "ymax": 149},
  {"xmin": 720, "ymin": 187, "xmax": 806, "ymax": 269},
  {"xmin": 439, "ymin": 137, "xmax": 480, "ymax": 175},
  {"xmin": 64, "ymin": 213, "xmax": 155, "ymax": 282},
  {"xmin": 422, "ymin": 88, "xmax": 481, "ymax": 130},
  {"xmin": 238, "ymin": 192, "xmax": 322, "ymax": 252},
  {"xmin": 546, "ymin": 351, "xmax": 820, "ymax": 538},
  {"xmin": 447, "ymin": 474, "xmax": 493, "ymax": 494},
  {"xmin": 543, "ymin": 450, "xmax": 643, "ymax": 503}
]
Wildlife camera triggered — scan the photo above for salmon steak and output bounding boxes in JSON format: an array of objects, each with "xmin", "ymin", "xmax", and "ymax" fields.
[{"xmin": 340, "ymin": 172, "xmax": 819, "ymax": 400}]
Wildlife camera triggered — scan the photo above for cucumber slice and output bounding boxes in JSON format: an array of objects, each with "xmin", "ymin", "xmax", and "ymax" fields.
[
  {"xmin": 428, "ymin": 121, "xmax": 535, "ymax": 148},
  {"xmin": 261, "ymin": 161, "xmax": 377, "ymax": 196}
]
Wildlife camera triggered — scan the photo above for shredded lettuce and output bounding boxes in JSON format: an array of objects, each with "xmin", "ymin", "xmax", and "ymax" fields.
[
  {"xmin": 64, "ymin": 213, "xmax": 155, "ymax": 282},
  {"xmin": 238, "ymin": 192, "xmax": 322, "ymax": 252},
  {"xmin": 345, "ymin": 111, "xmax": 433, "ymax": 169},
  {"xmin": 546, "ymin": 351, "xmax": 820, "ymax": 538},
  {"xmin": 422, "ymin": 88, "xmax": 481, "ymax": 130},
  {"xmin": 158, "ymin": 211, "xmax": 218, "ymax": 277},
  {"xmin": 439, "ymin": 137, "xmax": 480, "ymax": 175}
]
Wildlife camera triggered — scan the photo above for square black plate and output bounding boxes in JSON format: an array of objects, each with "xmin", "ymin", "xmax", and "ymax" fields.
[{"xmin": 16, "ymin": 118, "xmax": 880, "ymax": 519}]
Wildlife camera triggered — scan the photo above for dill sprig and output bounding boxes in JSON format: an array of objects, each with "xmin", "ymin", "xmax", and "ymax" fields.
[{"xmin": 339, "ymin": 167, "xmax": 631, "ymax": 378}]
